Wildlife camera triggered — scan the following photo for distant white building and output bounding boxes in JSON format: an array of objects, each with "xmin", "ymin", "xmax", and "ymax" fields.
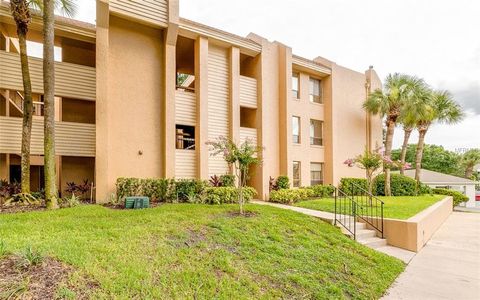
[{"xmin": 403, "ymin": 169, "xmax": 478, "ymax": 208}]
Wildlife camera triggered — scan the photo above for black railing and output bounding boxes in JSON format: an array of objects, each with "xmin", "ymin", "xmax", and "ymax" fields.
[
  {"xmin": 334, "ymin": 187, "xmax": 357, "ymax": 239},
  {"xmin": 347, "ymin": 184, "xmax": 384, "ymax": 238},
  {"xmin": 334, "ymin": 184, "xmax": 384, "ymax": 240}
]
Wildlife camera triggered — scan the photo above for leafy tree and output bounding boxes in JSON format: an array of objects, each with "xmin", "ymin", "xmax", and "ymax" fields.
[
  {"xmin": 364, "ymin": 73, "xmax": 425, "ymax": 196},
  {"xmin": 461, "ymin": 149, "xmax": 480, "ymax": 178},
  {"xmin": 414, "ymin": 90, "xmax": 464, "ymax": 184},
  {"xmin": 392, "ymin": 144, "xmax": 461, "ymax": 175},
  {"xmin": 345, "ymin": 147, "xmax": 408, "ymax": 194},
  {"xmin": 207, "ymin": 137, "xmax": 262, "ymax": 215}
]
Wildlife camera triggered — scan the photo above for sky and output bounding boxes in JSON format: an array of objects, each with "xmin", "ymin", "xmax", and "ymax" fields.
[{"xmin": 61, "ymin": 0, "xmax": 480, "ymax": 153}]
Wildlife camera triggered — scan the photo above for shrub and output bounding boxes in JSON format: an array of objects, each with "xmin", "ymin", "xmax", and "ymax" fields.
[
  {"xmin": 59, "ymin": 194, "xmax": 81, "ymax": 208},
  {"xmin": 144, "ymin": 178, "xmax": 171, "ymax": 201},
  {"xmin": 419, "ymin": 184, "xmax": 433, "ymax": 195},
  {"xmin": 276, "ymin": 176, "xmax": 290, "ymax": 190},
  {"xmin": 203, "ymin": 187, "xmax": 257, "ymax": 205},
  {"xmin": 339, "ymin": 178, "xmax": 368, "ymax": 195},
  {"xmin": 220, "ymin": 174, "xmax": 236, "ymax": 187},
  {"xmin": 432, "ymin": 188, "xmax": 469, "ymax": 207},
  {"xmin": 209, "ymin": 175, "xmax": 222, "ymax": 187},
  {"xmin": 116, "ymin": 178, "xmax": 143, "ymax": 200},
  {"xmin": 305, "ymin": 185, "xmax": 335, "ymax": 198},
  {"xmin": 65, "ymin": 179, "xmax": 91, "ymax": 200},
  {"xmin": 373, "ymin": 174, "xmax": 417, "ymax": 196},
  {"xmin": 171, "ymin": 179, "xmax": 208, "ymax": 203},
  {"xmin": 269, "ymin": 188, "xmax": 314, "ymax": 204}
]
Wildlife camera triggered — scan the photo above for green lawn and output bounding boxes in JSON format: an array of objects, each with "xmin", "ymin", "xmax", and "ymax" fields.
[
  {"xmin": 0, "ymin": 204, "xmax": 404, "ymax": 299},
  {"xmin": 295, "ymin": 195, "xmax": 445, "ymax": 220}
]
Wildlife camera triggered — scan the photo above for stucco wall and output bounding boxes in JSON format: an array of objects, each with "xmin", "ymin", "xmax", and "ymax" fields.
[
  {"xmin": 366, "ymin": 196, "xmax": 453, "ymax": 252},
  {"xmin": 96, "ymin": 15, "xmax": 165, "ymax": 201},
  {"xmin": 330, "ymin": 64, "xmax": 371, "ymax": 185}
]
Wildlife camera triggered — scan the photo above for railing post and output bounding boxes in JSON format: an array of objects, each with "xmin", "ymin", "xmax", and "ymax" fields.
[
  {"xmin": 334, "ymin": 187, "xmax": 337, "ymax": 226},
  {"xmin": 353, "ymin": 202, "xmax": 356, "ymax": 240},
  {"xmin": 381, "ymin": 202, "xmax": 384, "ymax": 239}
]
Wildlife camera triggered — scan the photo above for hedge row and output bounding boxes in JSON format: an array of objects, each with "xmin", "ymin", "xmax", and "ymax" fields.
[
  {"xmin": 432, "ymin": 188, "xmax": 469, "ymax": 207},
  {"xmin": 269, "ymin": 185, "xmax": 334, "ymax": 204},
  {"xmin": 340, "ymin": 175, "xmax": 432, "ymax": 196},
  {"xmin": 116, "ymin": 178, "xmax": 256, "ymax": 205}
]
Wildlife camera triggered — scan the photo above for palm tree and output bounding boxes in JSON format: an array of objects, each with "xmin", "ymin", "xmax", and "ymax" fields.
[
  {"xmin": 461, "ymin": 149, "xmax": 480, "ymax": 178},
  {"xmin": 398, "ymin": 81, "xmax": 431, "ymax": 175},
  {"xmin": 42, "ymin": 0, "xmax": 76, "ymax": 209},
  {"xmin": 364, "ymin": 73, "xmax": 422, "ymax": 196},
  {"xmin": 9, "ymin": 0, "xmax": 35, "ymax": 193},
  {"xmin": 10, "ymin": 0, "xmax": 76, "ymax": 207},
  {"xmin": 414, "ymin": 90, "xmax": 464, "ymax": 183}
]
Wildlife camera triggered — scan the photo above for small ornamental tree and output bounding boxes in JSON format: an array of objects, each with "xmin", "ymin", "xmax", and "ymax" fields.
[
  {"xmin": 207, "ymin": 137, "xmax": 262, "ymax": 214},
  {"xmin": 344, "ymin": 147, "xmax": 410, "ymax": 194}
]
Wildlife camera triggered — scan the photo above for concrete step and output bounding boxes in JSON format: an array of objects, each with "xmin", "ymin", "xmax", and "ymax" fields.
[
  {"xmin": 358, "ymin": 237, "xmax": 387, "ymax": 249},
  {"xmin": 355, "ymin": 222, "xmax": 366, "ymax": 230},
  {"xmin": 356, "ymin": 229, "xmax": 377, "ymax": 239}
]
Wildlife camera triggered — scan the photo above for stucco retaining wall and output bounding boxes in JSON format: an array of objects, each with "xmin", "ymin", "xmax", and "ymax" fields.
[{"xmin": 364, "ymin": 196, "xmax": 453, "ymax": 252}]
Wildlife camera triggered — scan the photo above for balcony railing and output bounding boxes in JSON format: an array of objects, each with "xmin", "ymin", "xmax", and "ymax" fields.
[
  {"xmin": 310, "ymin": 137, "xmax": 323, "ymax": 146},
  {"xmin": 0, "ymin": 50, "xmax": 96, "ymax": 101},
  {"xmin": 175, "ymin": 89, "xmax": 196, "ymax": 126},
  {"xmin": 240, "ymin": 127, "xmax": 257, "ymax": 147},
  {"xmin": 0, "ymin": 116, "xmax": 95, "ymax": 157},
  {"xmin": 239, "ymin": 76, "xmax": 257, "ymax": 108}
]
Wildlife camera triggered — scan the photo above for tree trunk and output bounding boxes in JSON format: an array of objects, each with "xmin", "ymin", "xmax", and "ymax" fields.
[
  {"xmin": 384, "ymin": 118, "xmax": 396, "ymax": 196},
  {"xmin": 18, "ymin": 30, "xmax": 33, "ymax": 194},
  {"xmin": 415, "ymin": 126, "xmax": 429, "ymax": 185},
  {"xmin": 43, "ymin": 0, "xmax": 58, "ymax": 209},
  {"xmin": 399, "ymin": 127, "xmax": 413, "ymax": 175}
]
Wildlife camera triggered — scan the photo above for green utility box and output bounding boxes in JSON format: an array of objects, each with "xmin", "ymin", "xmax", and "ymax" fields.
[{"xmin": 125, "ymin": 197, "xmax": 150, "ymax": 209}]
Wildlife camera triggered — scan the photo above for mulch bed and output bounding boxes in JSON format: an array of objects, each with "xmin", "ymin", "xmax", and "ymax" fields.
[
  {"xmin": 0, "ymin": 255, "xmax": 98, "ymax": 299},
  {"xmin": 0, "ymin": 204, "xmax": 46, "ymax": 214}
]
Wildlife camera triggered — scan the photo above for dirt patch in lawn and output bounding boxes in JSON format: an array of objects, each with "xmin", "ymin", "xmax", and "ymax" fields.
[
  {"xmin": 225, "ymin": 211, "xmax": 258, "ymax": 218},
  {"xmin": 0, "ymin": 255, "xmax": 98, "ymax": 299}
]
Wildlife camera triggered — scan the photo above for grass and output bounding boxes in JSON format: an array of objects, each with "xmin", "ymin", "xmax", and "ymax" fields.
[
  {"xmin": 0, "ymin": 204, "xmax": 405, "ymax": 299},
  {"xmin": 295, "ymin": 195, "xmax": 446, "ymax": 220}
]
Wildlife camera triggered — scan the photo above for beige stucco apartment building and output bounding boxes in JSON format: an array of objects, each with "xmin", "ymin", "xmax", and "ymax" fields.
[{"xmin": 0, "ymin": 0, "xmax": 382, "ymax": 201}]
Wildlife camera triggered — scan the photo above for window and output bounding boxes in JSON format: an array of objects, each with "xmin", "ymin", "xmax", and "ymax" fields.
[
  {"xmin": 293, "ymin": 161, "xmax": 301, "ymax": 187},
  {"xmin": 310, "ymin": 119, "xmax": 323, "ymax": 146},
  {"xmin": 292, "ymin": 73, "xmax": 299, "ymax": 99},
  {"xmin": 310, "ymin": 163, "xmax": 323, "ymax": 186},
  {"xmin": 309, "ymin": 78, "xmax": 322, "ymax": 103},
  {"xmin": 176, "ymin": 125, "xmax": 195, "ymax": 150},
  {"xmin": 292, "ymin": 116, "xmax": 300, "ymax": 144}
]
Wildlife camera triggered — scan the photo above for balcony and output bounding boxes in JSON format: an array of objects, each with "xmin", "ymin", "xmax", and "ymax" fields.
[
  {"xmin": 239, "ymin": 76, "xmax": 257, "ymax": 108},
  {"xmin": 240, "ymin": 127, "xmax": 257, "ymax": 147},
  {"xmin": 0, "ymin": 50, "xmax": 96, "ymax": 101},
  {"xmin": 175, "ymin": 149, "xmax": 197, "ymax": 179},
  {"xmin": 109, "ymin": 0, "xmax": 168, "ymax": 28},
  {"xmin": 0, "ymin": 116, "xmax": 95, "ymax": 157},
  {"xmin": 175, "ymin": 89, "xmax": 196, "ymax": 126}
]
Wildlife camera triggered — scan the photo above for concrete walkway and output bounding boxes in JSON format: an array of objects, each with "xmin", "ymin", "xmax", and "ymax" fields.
[
  {"xmin": 383, "ymin": 212, "xmax": 480, "ymax": 300},
  {"xmin": 252, "ymin": 200, "xmax": 416, "ymax": 263}
]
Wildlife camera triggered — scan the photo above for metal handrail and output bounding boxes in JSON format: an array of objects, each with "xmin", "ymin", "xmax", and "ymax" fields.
[
  {"xmin": 334, "ymin": 183, "xmax": 385, "ymax": 240},
  {"xmin": 334, "ymin": 186, "xmax": 357, "ymax": 239},
  {"xmin": 347, "ymin": 183, "xmax": 384, "ymax": 239}
]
